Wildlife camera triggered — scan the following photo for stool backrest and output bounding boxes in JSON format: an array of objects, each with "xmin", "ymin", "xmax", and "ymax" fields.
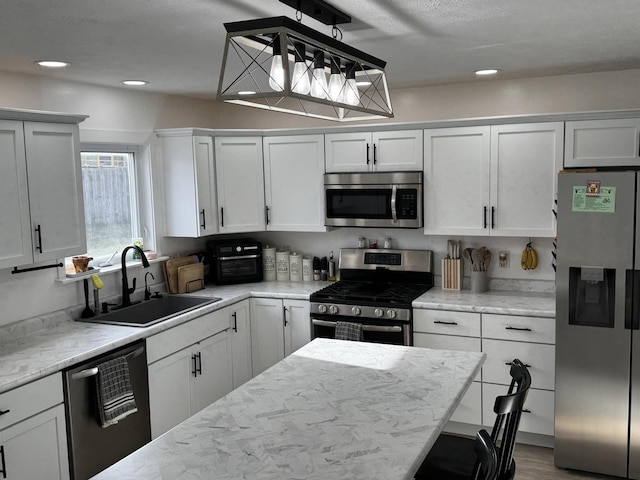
[{"xmin": 472, "ymin": 429, "xmax": 499, "ymax": 480}]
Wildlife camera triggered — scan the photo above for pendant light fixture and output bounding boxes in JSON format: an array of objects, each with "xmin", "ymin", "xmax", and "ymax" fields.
[{"xmin": 217, "ymin": 0, "xmax": 393, "ymax": 122}]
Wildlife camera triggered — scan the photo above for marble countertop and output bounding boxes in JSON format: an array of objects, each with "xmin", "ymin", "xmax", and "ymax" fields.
[
  {"xmin": 414, "ymin": 288, "xmax": 555, "ymax": 318},
  {"xmin": 0, "ymin": 282, "xmax": 552, "ymax": 395},
  {"xmin": 94, "ymin": 338, "xmax": 485, "ymax": 480}
]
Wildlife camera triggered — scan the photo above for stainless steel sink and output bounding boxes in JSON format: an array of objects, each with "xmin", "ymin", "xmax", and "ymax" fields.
[{"xmin": 78, "ymin": 295, "xmax": 222, "ymax": 327}]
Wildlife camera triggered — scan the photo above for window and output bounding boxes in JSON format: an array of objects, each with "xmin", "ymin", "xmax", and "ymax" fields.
[{"xmin": 80, "ymin": 146, "xmax": 141, "ymax": 265}]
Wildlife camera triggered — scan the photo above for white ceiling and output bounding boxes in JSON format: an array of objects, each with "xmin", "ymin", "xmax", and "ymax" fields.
[{"xmin": 2, "ymin": 0, "xmax": 640, "ymax": 99}]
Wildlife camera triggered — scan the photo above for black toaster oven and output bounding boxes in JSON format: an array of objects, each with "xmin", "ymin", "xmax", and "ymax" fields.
[{"xmin": 206, "ymin": 238, "xmax": 263, "ymax": 284}]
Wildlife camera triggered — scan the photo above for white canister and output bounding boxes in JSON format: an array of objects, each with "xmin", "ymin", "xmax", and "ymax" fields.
[
  {"xmin": 289, "ymin": 252, "xmax": 302, "ymax": 281},
  {"xmin": 302, "ymin": 256, "xmax": 313, "ymax": 282},
  {"xmin": 276, "ymin": 250, "xmax": 290, "ymax": 281},
  {"xmin": 263, "ymin": 246, "xmax": 276, "ymax": 281}
]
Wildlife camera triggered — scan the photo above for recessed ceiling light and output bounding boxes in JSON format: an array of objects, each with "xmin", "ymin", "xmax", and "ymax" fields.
[
  {"xmin": 238, "ymin": 91, "xmax": 256, "ymax": 95},
  {"xmin": 355, "ymin": 81, "xmax": 371, "ymax": 87},
  {"xmin": 36, "ymin": 60, "xmax": 70, "ymax": 68},
  {"xmin": 122, "ymin": 80, "xmax": 148, "ymax": 86},
  {"xmin": 475, "ymin": 69, "xmax": 500, "ymax": 76}
]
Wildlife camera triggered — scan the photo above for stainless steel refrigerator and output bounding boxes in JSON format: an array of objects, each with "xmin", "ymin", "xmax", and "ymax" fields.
[{"xmin": 556, "ymin": 170, "xmax": 640, "ymax": 478}]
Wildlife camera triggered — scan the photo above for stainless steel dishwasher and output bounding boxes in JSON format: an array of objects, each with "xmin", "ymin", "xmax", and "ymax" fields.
[{"xmin": 63, "ymin": 340, "xmax": 151, "ymax": 480}]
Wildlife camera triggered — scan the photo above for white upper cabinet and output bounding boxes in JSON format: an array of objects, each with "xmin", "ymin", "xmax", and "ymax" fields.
[
  {"xmin": 0, "ymin": 120, "xmax": 85, "ymax": 269},
  {"xmin": 161, "ymin": 135, "xmax": 218, "ymax": 237},
  {"xmin": 215, "ymin": 136, "xmax": 266, "ymax": 233},
  {"xmin": 424, "ymin": 122, "xmax": 562, "ymax": 237},
  {"xmin": 325, "ymin": 130, "xmax": 423, "ymax": 172},
  {"xmin": 263, "ymin": 135, "xmax": 326, "ymax": 232},
  {"xmin": 565, "ymin": 118, "xmax": 640, "ymax": 168}
]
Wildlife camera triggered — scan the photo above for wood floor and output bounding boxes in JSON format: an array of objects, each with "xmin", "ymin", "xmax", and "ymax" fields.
[{"xmin": 513, "ymin": 444, "xmax": 621, "ymax": 479}]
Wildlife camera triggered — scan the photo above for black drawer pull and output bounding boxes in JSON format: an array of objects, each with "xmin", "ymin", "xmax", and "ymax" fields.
[
  {"xmin": 0, "ymin": 409, "xmax": 9, "ymax": 416},
  {"xmin": 434, "ymin": 320, "xmax": 458, "ymax": 326},
  {"xmin": 0, "ymin": 444, "xmax": 6, "ymax": 478},
  {"xmin": 522, "ymin": 409, "xmax": 532, "ymax": 414},
  {"xmin": 505, "ymin": 361, "xmax": 532, "ymax": 368},
  {"xmin": 505, "ymin": 326, "xmax": 532, "ymax": 332}
]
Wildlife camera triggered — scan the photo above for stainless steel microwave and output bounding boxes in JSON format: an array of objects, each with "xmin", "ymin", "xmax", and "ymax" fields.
[{"xmin": 324, "ymin": 171, "xmax": 423, "ymax": 228}]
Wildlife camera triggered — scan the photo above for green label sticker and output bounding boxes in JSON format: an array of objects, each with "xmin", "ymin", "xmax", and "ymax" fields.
[{"xmin": 572, "ymin": 185, "xmax": 616, "ymax": 213}]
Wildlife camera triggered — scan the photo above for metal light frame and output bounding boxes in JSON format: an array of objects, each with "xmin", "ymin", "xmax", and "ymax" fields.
[{"xmin": 217, "ymin": 16, "xmax": 393, "ymax": 122}]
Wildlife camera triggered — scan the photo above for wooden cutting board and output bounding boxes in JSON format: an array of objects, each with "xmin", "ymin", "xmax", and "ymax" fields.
[
  {"xmin": 165, "ymin": 256, "xmax": 197, "ymax": 293},
  {"xmin": 177, "ymin": 263, "xmax": 204, "ymax": 293}
]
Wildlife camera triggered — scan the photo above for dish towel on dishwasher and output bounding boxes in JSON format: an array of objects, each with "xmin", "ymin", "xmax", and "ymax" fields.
[
  {"xmin": 95, "ymin": 356, "xmax": 138, "ymax": 428},
  {"xmin": 335, "ymin": 321, "xmax": 363, "ymax": 341}
]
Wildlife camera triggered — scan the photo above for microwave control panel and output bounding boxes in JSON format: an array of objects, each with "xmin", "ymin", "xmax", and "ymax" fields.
[{"xmin": 397, "ymin": 189, "xmax": 418, "ymax": 219}]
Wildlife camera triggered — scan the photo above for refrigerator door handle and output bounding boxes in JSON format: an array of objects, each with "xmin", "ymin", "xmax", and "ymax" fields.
[{"xmin": 625, "ymin": 270, "xmax": 640, "ymax": 330}]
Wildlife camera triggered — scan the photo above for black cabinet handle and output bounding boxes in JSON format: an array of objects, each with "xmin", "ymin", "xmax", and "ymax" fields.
[
  {"xmin": 483, "ymin": 206, "xmax": 487, "ymax": 229},
  {"xmin": 505, "ymin": 361, "xmax": 532, "ymax": 368},
  {"xmin": 434, "ymin": 320, "xmax": 458, "ymax": 326},
  {"xmin": 373, "ymin": 144, "xmax": 377, "ymax": 164},
  {"xmin": 505, "ymin": 326, "xmax": 532, "ymax": 332},
  {"xmin": 366, "ymin": 143, "xmax": 370, "ymax": 164},
  {"xmin": 522, "ymin": 408, "xmax": 532, "ymax": 414},
  {"xmin": 220, "ymin": 207, "xmax": 224, "ymax": 227},
  {"xmin": 265, "ymin": 206, "xmax": 270, "ymax": 225},
  {"xmin": 35, "ymin": 224, "xmax": 43, "ymax": 253},
  {"xmin": 196, "ymin": 352, "xmax": 202, "ymax": 376},
  {"xmin": 283, "ymin": 306, "xmax": 288, "ymax": 326},
  {"xmin": 1, "ymin": 444, "xmax": 6, "ymax": 478},
  {"xmin": 0, "ymin": 409, "xmax": 9, "ymax": 416},
  {"xmin": 491, "ymin": 206, "xmax": 495, "ymax": 229},
  {"xmin": 200, "ymin": 209, "xmax": 206, "ymax": 229},
  {"xmin": 232, "ymin": 312, "xmax": 238, "ymax": 332},
  {"xmin": 192, "ymin": 353, "xmax": 198, "ymax": 377}
]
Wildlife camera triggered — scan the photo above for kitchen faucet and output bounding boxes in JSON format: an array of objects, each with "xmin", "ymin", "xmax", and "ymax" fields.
[{"xmin": 117, "ymin": 245, "xmax": 150, "ymax": 309}]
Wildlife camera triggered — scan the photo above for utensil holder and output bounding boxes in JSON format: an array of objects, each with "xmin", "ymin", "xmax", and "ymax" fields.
[
  {"xmin": 442, "ymin": 258, "xmax": 462, "ymax": 290},
  {"xmin": 470, "ymin": 270, "xmax": 488, "ymax": 293}
]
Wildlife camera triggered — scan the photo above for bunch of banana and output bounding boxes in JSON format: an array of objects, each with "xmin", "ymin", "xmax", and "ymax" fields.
[{"xmin": 521, "ymin": 242, "xmax": 538, "ymax": 270}]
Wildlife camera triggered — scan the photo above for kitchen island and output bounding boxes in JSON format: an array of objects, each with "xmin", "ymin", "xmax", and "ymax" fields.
[{"xmin": 94, "ymin": 338, "xmax": 484, "ymax": 480}]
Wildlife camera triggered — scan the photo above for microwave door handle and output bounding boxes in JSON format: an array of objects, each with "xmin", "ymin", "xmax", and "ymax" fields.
[
  {"xmin": 391, "ymin": 185, "xmax": 398, "ymax": 224},
  {"xmin": 219, "ymin": 254, "xmax": 261, "ymax": 260}
]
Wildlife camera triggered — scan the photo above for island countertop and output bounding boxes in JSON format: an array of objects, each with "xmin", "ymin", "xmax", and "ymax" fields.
[{"xmin": 94, "ymin": 338, "xmax": 485, "ymax": 480}]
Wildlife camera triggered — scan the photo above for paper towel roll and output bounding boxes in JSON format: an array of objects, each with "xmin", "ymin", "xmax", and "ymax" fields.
[
  {"xmin": 276, "ymin": 250, "xmax": 290, "ymax": 281},
  {"xmin": 289, "ymin": 252, "xmax": 302, "ymax": 281},
  {"xmin": 263, "ymin": 247, "xmax": 276, "ymax": 281}
]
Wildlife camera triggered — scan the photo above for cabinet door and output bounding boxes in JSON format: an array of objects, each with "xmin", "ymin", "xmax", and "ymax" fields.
[
  {"xmin": 161, "ymin": 135, "xmax": 218, "ymax": 237},
  {"xmin": 215, "ymin": 136, "xmax": 265, "ymax": 233},
  {"xmin": 324, "ymin": 132, "xmax": 371, "ymax": 172},
  {"xmin": 284, "ymin": 299, "xmax": 311, "ymax": 356},
  {"xmin": 24, "ymin": 122, "xmax": 86, "ymax": 261},
  {"xmin": 0, "ymin": 404, "xmax": 69, "ymax": 480},
  {"xmin": 565, "ymin": 118, "xmax": 640, "ymax": 168},
  {"xmin": 229, "ymin": 300, "xmax": 253, "ymax": 389},
  {"xmin": 192, "ymin": 331, "xmax": 232, "ymax": 414},
  {"xmin": 483, "ymin": 383, "xmax": 554, "ymax": 436},
  {"xmin": 490, "ymin": 123, "xmax": 562, "ymax": 237},
  {"xmin": 263, "ymin": 135, "xmax": 326, "ymax": 232},
  {"xmin": 250, "ymin": 298, "xmax": 285, "ymax": 376},
  {"xmin": 372, "ymin": 130, "xmax": 423, "ymax": 171},
  {"xmin": 148, "ymin": 347, "xmax": 192, "ymax": 439},
  {"xmin": 0, "ymin": 120, "xmax": 32, "ymax": 269},
  {"xmin": 423, "ymin": 127, "xmax": 491, "ymax": 235}
]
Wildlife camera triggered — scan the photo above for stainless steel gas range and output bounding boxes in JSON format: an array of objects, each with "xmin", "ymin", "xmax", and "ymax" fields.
[{"xmin": 310, "ymin": 248, "xmax": 434, "ymax": 345}]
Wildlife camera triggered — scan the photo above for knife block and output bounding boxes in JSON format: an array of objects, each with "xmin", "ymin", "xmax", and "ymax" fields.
[{"xmin": 442, "ymin": 258, "xmax": 462, "ymax": 290}]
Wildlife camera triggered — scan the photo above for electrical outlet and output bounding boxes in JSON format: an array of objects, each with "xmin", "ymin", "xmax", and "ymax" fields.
[{"xmin": 499, "ymin": 251, "xmax": 509, "ymax": 268}]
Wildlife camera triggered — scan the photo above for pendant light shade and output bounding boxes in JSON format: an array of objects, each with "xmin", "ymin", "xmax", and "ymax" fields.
[{"xmin": 217, "ymin": 16, "xmax": 393, "ymax": 122}]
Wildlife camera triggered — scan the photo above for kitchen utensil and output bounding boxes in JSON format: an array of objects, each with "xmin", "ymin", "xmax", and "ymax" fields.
[
  {"xmin": 472, "ymin": 249, "xmax": 485, "ymax": 271},
  {"xmin": 463, "ymin": 248, "xmax": 474, "ymax": 269},
  {"xmin": 177, "ymin": 262, "xmax": 204, "ymax": 293},
  {"xmin": 484, "ymin": 250, "xmax": 492, "ymax": 270},
  {"xmin": 165, "ymin": 256, "xmax": 197, "ymax": 293},
  {"xmin": 81, "ymin": 278, "xmax": 94, "ymax": 318}
]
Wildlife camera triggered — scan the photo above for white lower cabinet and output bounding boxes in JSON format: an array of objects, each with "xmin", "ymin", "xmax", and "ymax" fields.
[
  {"xmin": 228, "ymin": 300, "xmax": 252, "ymax": 389},
  {"xmin": 413, "ymin": 308, "xmax": 555, "ymax": 440},
  {"xmin": 147, "ymin": 309, "xmax": 233, "ymax": 439},
  {"xmin": 250, "ymin": 298, "xmax": 311, "ymax": 376},
  {"xmin": 0, "ymin": 374, "xmax": 69, "ymax": 480}
]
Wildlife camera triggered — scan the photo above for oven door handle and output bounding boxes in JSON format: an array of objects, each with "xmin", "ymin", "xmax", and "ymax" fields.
[
  {"xmin": 218, "ymin": 254, "xmax": 260, "ymax": 261},
  {"xmin": 390, "ymin": 184, "xmax": 398, "ymax": 224},
  {"xmin": 312, "ymin": 318, "xmax": 403, "ymax": 333}
]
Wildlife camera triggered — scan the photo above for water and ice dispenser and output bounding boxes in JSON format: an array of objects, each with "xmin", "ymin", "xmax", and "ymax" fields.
[{"xmin": 568, "ymin": 266, "xmax": 616, "ymax": 328}]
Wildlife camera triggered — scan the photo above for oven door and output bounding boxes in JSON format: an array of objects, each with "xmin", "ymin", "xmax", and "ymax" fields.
[
  {"xmin": 311, "ymin": 316, "xmax": 411, "ymax": 346},
  {"xmin": 214, "ymin": 254, "xmax": 263, "ymax": 284}
]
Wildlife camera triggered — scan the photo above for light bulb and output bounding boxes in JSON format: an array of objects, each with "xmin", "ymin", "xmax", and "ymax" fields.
[
  {"xmin": 328, "ymin": 56, "xmax": 345, "ymax": 103},
  {"xmin": 343, "ymin": 62, "xmax": 360, "ymax": 106},
  {"xmin": 269, "ymin": 36, "xmax": 284, "ymax": 92},
  {"xmin": 310, "ymin": 50, "xmax": 328, "ymax": 99},
  {"xmin": 291, "ymin": 42, "xmax": 310, "ymax": 95}
]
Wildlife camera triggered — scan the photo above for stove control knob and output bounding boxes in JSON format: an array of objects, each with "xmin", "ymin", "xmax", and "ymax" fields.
[
  {"xmin": 387, "ymin": 309, "xmax": 397, "ymax": 319},
  {"xmin": 329, "ymin": 305, "xmax": 339, "ymax": 315},
  {"xmin": 352, "ymin": 306, "xmax": 361, "ymax": 316},
  {"xmin": 374, "ymin": 308, "xmax": 385, "ymax": 318},
  {"xmin": 317, "ymin": 304, "xmax": 327, "ymax": 314}
]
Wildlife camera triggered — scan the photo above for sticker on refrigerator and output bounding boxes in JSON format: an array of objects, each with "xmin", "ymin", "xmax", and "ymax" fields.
[{"xmin": 572, "ymin": 185, "xmax": 616, "ymax": 213}]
